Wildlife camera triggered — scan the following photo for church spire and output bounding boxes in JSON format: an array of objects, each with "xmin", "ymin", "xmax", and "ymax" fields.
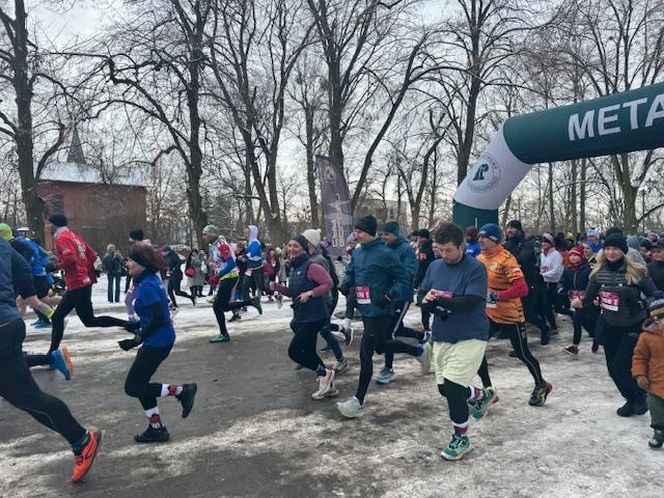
[{"xmin": 66, "ymin": 126, "xmax": 87, "ymax": 165}]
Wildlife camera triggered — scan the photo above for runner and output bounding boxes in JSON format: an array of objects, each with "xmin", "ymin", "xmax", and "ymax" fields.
[
  {"xmin": 648, "ymin": 239, "xmax": 664, "ymax": 291},
  {"xmin": 271, "ymin": 234, "xmax": 337, "ymax": 400},
  {"xmin": 163, "ymin": 246, "xmax": 196, "ymax": 308},
  {"xmin": 540, "ymin": 232, "xmax": 564, "ymax": 335},
  {"xmin": 0, "ymin": 237, "xmax": 102, "ymax": 483},
  {"xmin": 377, "ymin": 221, "xmax": 424, "ymax": 385},
  {"xmin": 414, "ymin": 228, "xmax": 436, "ymax": 333},
  {"xmin": 27, "ymin": 214, "xmax": 131, "ymax": 372},
  {"xmin": 476, "ymin": 223, "xmax": 553, "ymax": 407},
  {"xmin": 465, "ymin": 226, "xmax": 481, "ymax": 258},
  {"xmin": 336, "ymin": 216, "xmax": 427, "ymax": 418},
  {"xmin": 419, "ymin": 223, "xmax": 495, "ymax": 460},
  {"xmin": 571, "ymin": 231, "xmax": 656, "ymax": 417},
  {"xmin": 119, "ymin": 243, "xmax": 197, "ymax": 442},
  {"xmin": 241, "ymin": 225, "xmax": 273, "ymax": 302},
  {"xmin": 202, "ymin": 225, "xmax": 262, "ymax": 344}
]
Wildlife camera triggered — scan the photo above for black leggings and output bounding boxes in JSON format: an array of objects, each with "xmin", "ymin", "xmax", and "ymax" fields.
[
  {"xmin": 288, "ymin": 320, "xmax": 327, "ymax": 372},
  {"xmin": 478, "ymin": 321, "xmax": 544, "ymax": 388},
  {"xmin": 213, "ymin": 277, "xmax": 256, "ymax": 337},
  {"xmin": 50, "ymin": 285, "xmax": 129, "ymax": 353},
  {"xmin": 356, "ymin": 315, "xmax": 420, "ymax": 404},
  {"xmin": 438, "ymin": 380, "xmax": 470, "ymax": 425},
  {"xmin": 168, "ymin": 272, "xmax": 194, "ymax": 306},
  {"xmin": 603, "ymin": 322, "xmax": 646, "ymax": 403},
  {"xmin": 572, "ymin": 306, "xmax": 598, "ymax": 345},
  {"xmin": 542, "ymin": 283, "xmax": 558, "ymax": 329},
  {"xmin": 124, "ymin": 345, "xmax": 172, "ymax": 410},
  {"xmin": 241, "ymin": 268, "xmax": 272, "ymax": 301},
  {"xmin": 384, "ymin": 303, "xmax": 425, "ymax": 370},
  {"xmin": 0, "ymin": 320, "xmax": 87, "ymax": 448},
  {"xmin": 522, "ymin": 284, "xmax": 549, "ymax": 334}
]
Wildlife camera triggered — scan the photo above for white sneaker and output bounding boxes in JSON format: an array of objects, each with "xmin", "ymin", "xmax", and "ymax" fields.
[
  {"xmin": 311, "ymin": 369, "xmax": 335, "ymax": 399},
  {"xmin": 336, "ymin": 396, "xmax": 365, "ymax": 418},
  {"xmin": 417, "ymin": 342, "xmax": 432, "ymax": 375},
  {"xmin": 334, "ymin": 358, "xmax": 348, "ymax": 374},
  {"xmin": 312, "ymin": 382, "xmax": 339, "ymax": 400}
]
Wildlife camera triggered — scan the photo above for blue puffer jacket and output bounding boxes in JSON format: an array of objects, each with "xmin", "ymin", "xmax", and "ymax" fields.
[
  {"xmin": 343, "ymin": 238, "xmax": 409, "ymax": 317},
  {"xmin": 388, "ymin": 236, "xmax": 417, "ymax": 304}
]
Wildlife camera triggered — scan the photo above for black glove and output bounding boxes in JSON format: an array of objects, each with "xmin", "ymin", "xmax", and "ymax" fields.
[
  {"xmin": 123, "ymin": 320, "xmax": 141, "ymax": 333},
  {"xmin": 118, "ymin": 337, "xmax": 141, "ymax": 351},
  {"xmin": 374, "ymin": 293, "xmax": 391, "ymax": 309},
  {"xmin": 338, "ymin": 282, "xmax": 350, "ymax": 296}
]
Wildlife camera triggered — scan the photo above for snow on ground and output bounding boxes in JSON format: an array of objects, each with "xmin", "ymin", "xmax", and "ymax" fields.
[{"xmin": 1, "ymin": 282, "xmax": 662, "ymax": 497}]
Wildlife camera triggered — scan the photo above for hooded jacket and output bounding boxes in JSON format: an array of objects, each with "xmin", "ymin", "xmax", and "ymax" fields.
[
  {"xmin": 246, "ymin": 225, "xmax": 263, "ymax": 269},
  {"xmin": 343, "ymin": 238, "xmax": 410, "ymax": 317},
  {"xmin": 632, "ymin": 320, "xmax": 664, "ymax": 398},
  {"xmin": 387, "ymin": 235, "xmax": 417, "ymax": 303},
  {"xmin": 504, "ymin": 232, "xmax": 543, "ymax": 287}
]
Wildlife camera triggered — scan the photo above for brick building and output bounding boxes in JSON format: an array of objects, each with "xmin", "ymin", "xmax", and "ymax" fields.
[{"xmin": 38, "ymin": 129, "xmax": 148, "ymax": 254}]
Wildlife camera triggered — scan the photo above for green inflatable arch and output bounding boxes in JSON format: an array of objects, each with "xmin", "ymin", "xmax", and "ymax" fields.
[{"xmin": 452, "ymin": 82, "xmax": 664, "ymax": 229}]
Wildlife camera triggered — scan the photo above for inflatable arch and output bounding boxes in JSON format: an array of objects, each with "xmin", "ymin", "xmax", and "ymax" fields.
[{"xmin": 452, "ymin": 82, "xmax": 664, "ymax": 229}]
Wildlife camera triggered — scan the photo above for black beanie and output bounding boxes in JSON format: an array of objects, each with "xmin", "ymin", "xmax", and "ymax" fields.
[
  {"xmin": 291, "ymin": 234, "xmax": 310, "ymax": 252},
  {"xmin": 418, "ymin": 228, "xmax": 430, "ymax": 239},
  {"xmin": 604, "ymin": 232, "xmax": 628, "ymax": 254},
  {"xmin": 507, "ymin": 220, "xmax": 523, "ymax": 231},
  {"xmin": 355, "ymin": 216, "xmax": 378, "ymax": 236},
  {"xmin": 48, "ymin": 213, "xmax": 68, "ymax": 227},
  {"xmin": 129, "ymin": 228, "xmax": 145, "ymax": 241}
]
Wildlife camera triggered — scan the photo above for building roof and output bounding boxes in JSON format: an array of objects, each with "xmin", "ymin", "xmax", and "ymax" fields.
[{"xmin": 39, "ymin": 161, "xmax": 149, "ymax": 187}]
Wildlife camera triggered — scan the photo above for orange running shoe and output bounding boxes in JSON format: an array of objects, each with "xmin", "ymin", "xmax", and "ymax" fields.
[
  {"xmin": 60, "ymin": 345, "xmax": 74, "ymax": 380},
  {"xmin": 72, "ymin": 429, "xmax": 103, "ymax": 483}
]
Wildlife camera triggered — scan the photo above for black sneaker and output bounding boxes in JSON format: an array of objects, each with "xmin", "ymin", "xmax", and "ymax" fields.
[
  {"xmin": 649, "ymin": 429, "xmax": 664, "ymax": 449},
  {"xmin": 508, "ymin": 350, "xmax": 518, "ymax": 358},
  {"xmin": 541, "ymin": 330, "xmax": 551, "ymax": 346},
  {"xmin": 229, "ymin": 313, "xmax": 241, "ymax": 322},
  {"xmin": 616, "ymin": 401, "xmax": 635, "ymax": 417},
  {"xmin": 528, "ymin": 381, "xmax": 553, "ymax": 407},
  {"xmin": 177, "ymin": 383, "xmax": 198, "ymax": 418},
  {"xmin": 633, "ymin": 399, "xmax": 648, "ymax": 416},
  {"xmin": 134, "ymin": 426, "xmax": 170, "ymax": 443}
]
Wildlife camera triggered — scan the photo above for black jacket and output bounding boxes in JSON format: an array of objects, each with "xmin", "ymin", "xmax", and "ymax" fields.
[
  {"xmin": 415, "ymin": 239, "xmax": 435, "ymax": 289},
  {"xmin": 648, "ymin": 261, "xmax": 664, "ymax": 292},
  {"xmin": 504, "ymin": 234, "xmax": 542, "ymax": 287}
]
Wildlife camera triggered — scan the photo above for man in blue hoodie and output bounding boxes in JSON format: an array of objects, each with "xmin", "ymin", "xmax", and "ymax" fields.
[
  {"xmin": 0, "ymin": 238, "xmax": 102, "ymax": 483},
  {"xmin": 376, "ymin": 221, "xmax": 427, "ymax": 385},
  {"xmin": 336, "ymin": 216, "xmax": 428, "ymax": 418},
  {"xmin": 240, "ymin": 224, "xmax": 273, "ymax": 304}
]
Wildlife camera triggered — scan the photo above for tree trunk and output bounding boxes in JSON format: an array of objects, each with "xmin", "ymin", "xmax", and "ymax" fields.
[
  {"xmin": 305, "ymin": 107, "xmax": 319, "ymax": 227},
  {"xmin": 12, "ymin": 0, "xmax": 45, "ymax": 241}
]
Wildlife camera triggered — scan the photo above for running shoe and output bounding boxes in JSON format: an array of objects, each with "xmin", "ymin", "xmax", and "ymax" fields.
[
  {"xmin": 206, "ymin": 296, "xmax": 215, "ymax": 304},
  {"xmin": 51, "ymin": 346, "xmax": 73, "ymax": 381},
  {"xmin": 312, "ymin": 369, "xmax": 335, "ymax": 399},
  {"xmin": 508, "ymin": 350, "xmax": 518, "ymax": 358},
  {"xmin": 134, "ymin": 425, "xmax": 170, "ymax": 443},
  {"xmin": 336, "ymin": 397, "xmax": 365, "ymax": 418},
  {"xmin": 441, "ymin": 433, "xmax": 472, "ymax": 461},
  {"xmin": 177, "ymin": 383, "xmax": 198, "ymax": 418},
  {"xmin": 252, "ymin": 297, "xmax": 263, "ymax": 315},
  {"xmin": 528, "ymin": 381, "xmax": 553, "ymax": 407},
  {"xmin": 276, "ymin": 294, "xmax": 283, "ymax": 309},
  {"xmin": 312, "ymin": 383, "xmax": 339, "ymax": 400},
  {"xmin": 72, "ymin": 429, "xmax": 103, "ymax": 483},
  {"xmin": 416, "ymin": 342, "xmax": 432, "ymax": 375},
  {"xmin": 334, "ymin": 358, "xmax": 348, "ymax": 374},
  {"xmin": 564, "ymin": 345, "xmax": 579, "ymax": 355},
  {"xmin": 616, "ymin": 401, "xmax": 635, "ymax": 417},
  {"xmin": 375, "ymin": 368, "xmax": 395, "ymax": 385},
  {"xmin": 649, "ymin": 429, "xmax": 664, "ymax": 449},
  {"xmin": 33, "ymin": 319, "xmax": 51, "ymax": 329},
  {"xmin": 342, "ymin": 326, "xmax": 354, "ymax": 346},
  {"xmin": 209, "ymin": 334, "xmax": 230, "ymax": 344},
  {"xmin": 470, "ymin": 387, "xmax": 497, "ymax": 420},
  {"xmin": 633, "ymin": 399, "xmax": 648, "ymax": 416},
  {"xmin": 229, "ymin": 313, "xmax": 241, "ymax": 322}
]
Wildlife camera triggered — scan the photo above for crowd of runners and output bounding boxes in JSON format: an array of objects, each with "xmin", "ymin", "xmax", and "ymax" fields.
[{"xmin": 1, "ymin": 213, "xmax": 664, "ymax": 483}]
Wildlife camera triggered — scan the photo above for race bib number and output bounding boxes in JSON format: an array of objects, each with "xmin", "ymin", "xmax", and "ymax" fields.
[
  {"xmin": 600, "ymin": 291, "xmax": 620, "ymax": 312},
  {"xmin": 355, "ymin": 286, "xmax": 371, "ymax": 305},
  {"xmin": 569, "ymin": 290, "xmax": 585, "ymax": 301}
]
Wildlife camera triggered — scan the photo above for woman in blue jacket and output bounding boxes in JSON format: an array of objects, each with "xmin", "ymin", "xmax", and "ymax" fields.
[{"xmin": 120, "ymin": 244, "xmax": 197, "ymax": 443}]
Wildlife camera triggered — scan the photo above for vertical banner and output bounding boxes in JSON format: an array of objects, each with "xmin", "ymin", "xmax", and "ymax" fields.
[{"xmin": 316, "ymin": 155, "xmax": 354, "ymax": 257}]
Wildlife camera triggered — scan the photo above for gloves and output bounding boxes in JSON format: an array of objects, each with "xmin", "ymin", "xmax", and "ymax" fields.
[
  {"xmin": 118, "ymin": 337, "xmax": 142, "ymax": 351},
  {"xmin": 338, "ymin": 282, "xmax": 350, "ymax": 296},
  {"xmin": 123, "ymin": 320, "xmax": 141, "ymax": 333}
]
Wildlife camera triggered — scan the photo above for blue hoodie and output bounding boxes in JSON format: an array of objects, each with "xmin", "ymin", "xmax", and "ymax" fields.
[
  {"xmin": 246, "ymin": 225, "xmax": 263, "ymax": 269},
  {"xmin": 387, "ymin": 236, "xmax": 417, "ymax": 303}
]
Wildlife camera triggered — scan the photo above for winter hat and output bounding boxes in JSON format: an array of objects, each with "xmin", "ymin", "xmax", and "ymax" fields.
[
  {"xmin": 291, "ymin": 234, "xmax": 311, "ymax": 252},
  {"xmin": 639, "ymin": 238, "xmax": 653, "ymax": 250},
  {"xmin": 202, "ymin": 225, "xmax": 220, "ymax": 237},
  {"xmin": 47, "ymin": 213, "xmax": 68, "ymax": 227},
  {"xmin": 418, "ymin": 228, "xmax": 431, "ymax": 239},
  {"xmin": 465, "ymin": 226, "xmax": 478, "ymax": 238},
  {"xmin": 129, "ymin": 228, "xmax": 145, "ymax": 241},
  {"xmin": 0, "ymin": 223, "xmax": 12, "ymax": 241},
  {"xmin": 128, "ymin": 244, "xmax": 166, "ymax": 274},
  {"xmin": 382, "ymin": 221, "xmax": 400, "ymax": 236},
  {"xmin": 354, "ymin": 216, "xmax": 378, "ymax": 236},
  {"xmin": 542, "ymin": 233, "xmax": 555, "ymax": 245},
  {"xmin": 653, "ymin": 239, "xmax": 664, "ymax": 250},
  {"xmin": 648, "ymin": 292, "xmax": 664, "ymax": 320},
  {"xmin": 587, "ymin": 228, "xmax": 600, "ymax": 239},
  {"xmin": 479, "ymin": 223, "xmax": 503, "ymax": 244},
  {"xmin": 603, "ymin": 232, "xmax": 628, "ymax": 254},
  {"xmin": 302, "ymin": 228, "xmax": 321, "ymax": 248},
  {"xmin": 507, "ymin": 220, "xmax": 523, "ymax": 232},
  {"xmin": 569, "ymin": 246, "xmax": 585, "ymax": 259}
]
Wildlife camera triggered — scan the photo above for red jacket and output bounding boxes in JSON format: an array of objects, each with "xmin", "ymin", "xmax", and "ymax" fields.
[{"xmin": 53, "ymin": 228, "xmax": 97, "ymax": 291}]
